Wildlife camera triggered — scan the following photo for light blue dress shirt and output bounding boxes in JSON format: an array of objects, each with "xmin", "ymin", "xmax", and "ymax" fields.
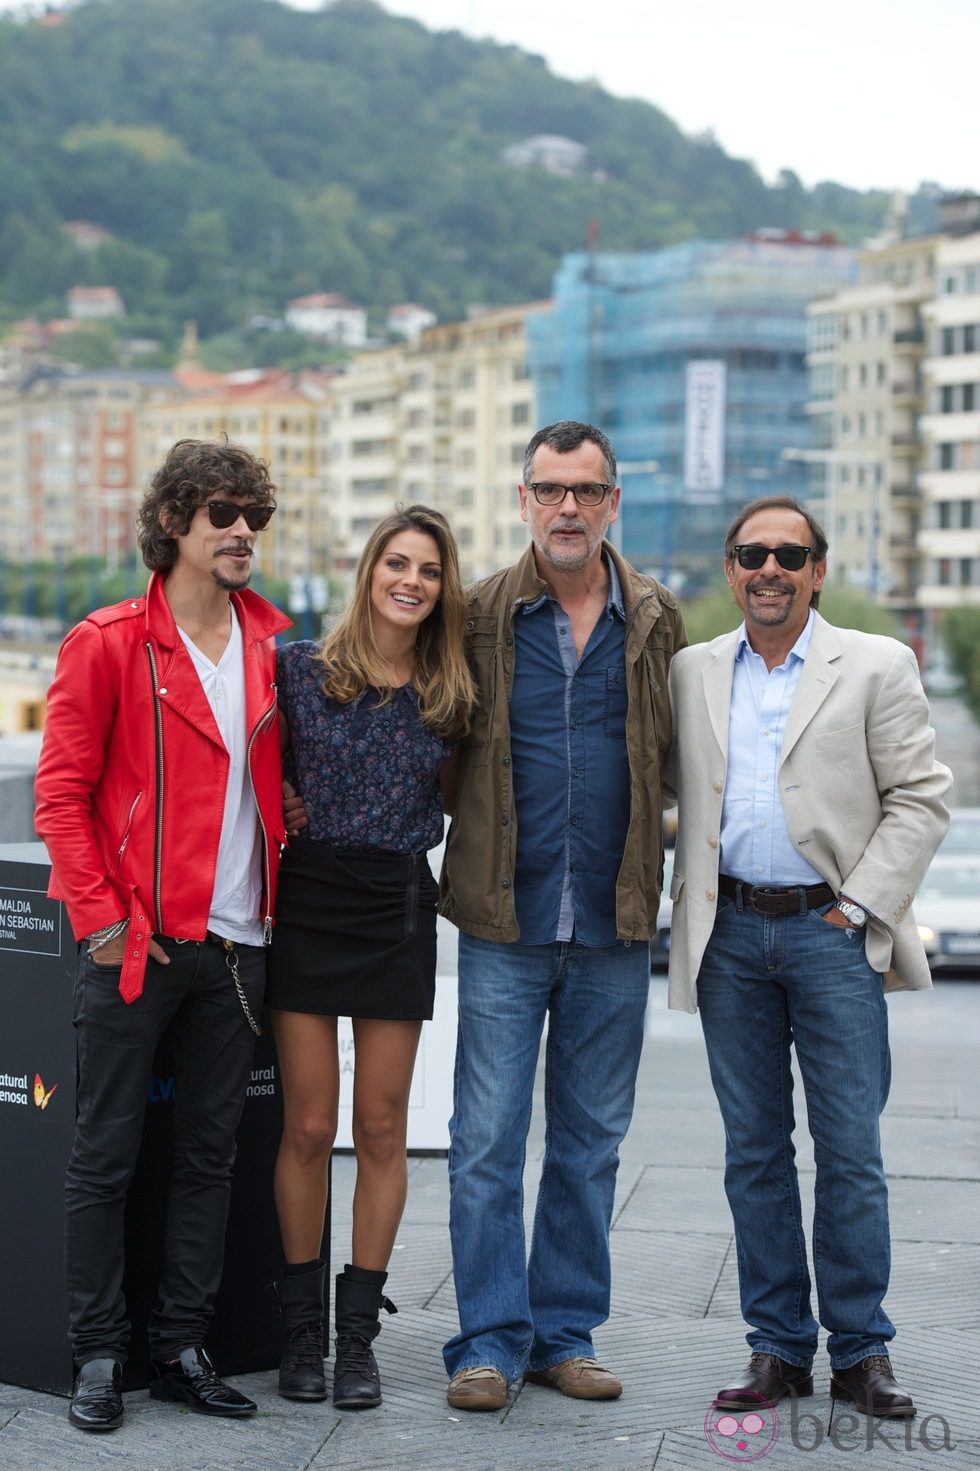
[{"xmin": 720, "ymin": 609, "xmax": 826, "ymax": 887}]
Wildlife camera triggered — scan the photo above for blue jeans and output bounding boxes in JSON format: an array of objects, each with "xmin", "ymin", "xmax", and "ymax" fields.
[
  {"xmin": 444, "ymin": 933, "xmax": 649, "ymax": 1381},
  {"xmin": 696, "ymin": 897, "xmax": 894, "ymax": 1370}
]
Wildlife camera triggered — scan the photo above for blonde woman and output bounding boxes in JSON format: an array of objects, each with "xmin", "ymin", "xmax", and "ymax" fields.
[{"xmin": 267, "ymin": 506, "xmax": 473, "ymax": 1409}]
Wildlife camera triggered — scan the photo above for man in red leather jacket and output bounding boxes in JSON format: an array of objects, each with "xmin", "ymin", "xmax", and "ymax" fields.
[{"xmin": 35, "ymin": 439, "xmax": 290, "ymax": 1433}]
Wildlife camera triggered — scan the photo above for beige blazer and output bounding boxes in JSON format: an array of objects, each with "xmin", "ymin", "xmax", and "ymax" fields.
[{"xmin": 666, "ymin": 614, "xmax": 952, "ymax": 1013}]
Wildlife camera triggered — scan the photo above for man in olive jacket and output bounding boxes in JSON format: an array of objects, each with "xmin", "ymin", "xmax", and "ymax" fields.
[{"xmin": 439, "ymin": 421, "xmax": 685, "ymax": 1410}]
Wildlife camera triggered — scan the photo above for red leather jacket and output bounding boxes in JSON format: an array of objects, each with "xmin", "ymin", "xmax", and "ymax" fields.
[{"xmin": 35, "ymin": 572, "xmax": 290, "ymax": 1002}]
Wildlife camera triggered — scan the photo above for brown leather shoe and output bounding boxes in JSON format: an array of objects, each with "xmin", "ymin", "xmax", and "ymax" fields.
[
  {"xmin": 831, "ymin": 1356, "xmax": 916, "ymax": 1418},
  {"xmin": 524, "ymin": 1356, "xmax": 623, "ymax": 1400},
  {"xmin": 715, "ymin": 1352, "xmax": 814, "ymax": 1408},
  {"xmin": 446, "ymin": 1366, "xmax": 507, "ymax": 1411}
]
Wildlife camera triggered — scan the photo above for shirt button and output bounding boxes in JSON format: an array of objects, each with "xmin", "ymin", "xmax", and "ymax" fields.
[{"xmin": 570, "ymin": 816, "xmax": 580, "ymax": 826}]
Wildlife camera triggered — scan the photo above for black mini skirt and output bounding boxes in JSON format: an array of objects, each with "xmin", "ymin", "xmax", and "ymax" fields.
[{"xmin": 266, "ymin": 838, "xmax": 438, "ymax": 1020}]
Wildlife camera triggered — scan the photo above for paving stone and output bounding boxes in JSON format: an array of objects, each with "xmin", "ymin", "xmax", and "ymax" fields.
[{"xmin": 3, "ymin": 977, "xmax": 978, "ymax": 1471}]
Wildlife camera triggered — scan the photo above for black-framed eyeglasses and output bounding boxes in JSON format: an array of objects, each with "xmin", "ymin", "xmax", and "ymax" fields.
[
  {"xmin": 733, "ymin": 544, "xmax": 813, "ymax": 571},
  {"xmin": 527, "ymin": 481, "xmax": 613, "ymax": 507},
  {"xmin": 204, "ymin": 500, "xmax": 275, "ymax": 532}
]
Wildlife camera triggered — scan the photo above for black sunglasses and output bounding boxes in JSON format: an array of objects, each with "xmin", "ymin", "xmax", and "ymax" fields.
[
  {"xmin": 733, "ymin": 544, "xmax": 813, "ymax": 572},
  {"xmin": 204, "ymin": 500, "xmax": 275, "ymax": 532}
]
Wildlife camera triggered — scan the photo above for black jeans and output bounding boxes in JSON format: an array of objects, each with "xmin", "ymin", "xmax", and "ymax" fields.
[{"xmin": 66, "ymin": 935, "xmax": 265, "ymax": 1365}]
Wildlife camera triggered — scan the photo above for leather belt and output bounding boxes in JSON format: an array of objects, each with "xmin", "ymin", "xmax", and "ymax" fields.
[{"xmin": 718, "ymin": 874, "xmax": 836, "ymax": 915}]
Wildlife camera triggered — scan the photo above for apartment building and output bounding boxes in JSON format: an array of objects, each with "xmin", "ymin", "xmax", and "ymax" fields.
[
  {"xmin": 327, "ymin": 303, "xmax": 545, "ymax": 582},
  {"xmin": 0, "ymin": 369, "xmax": 181, "ymax": 572},
  {"xmin": 806, "ymin": 196, "xmax": 980, "ymax": 628},
  {"xmin": 805, "ymin": 234, "xmax": 937, "ymax": 618},
  {"xmin": 918, "ymin": 230, "xmax": 980, "ymax": 607}
]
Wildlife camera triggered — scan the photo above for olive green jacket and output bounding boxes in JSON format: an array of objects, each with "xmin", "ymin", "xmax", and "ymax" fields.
[{"xmin": 439, "ymin": 541, "xmax": 687, "ymax": 942}]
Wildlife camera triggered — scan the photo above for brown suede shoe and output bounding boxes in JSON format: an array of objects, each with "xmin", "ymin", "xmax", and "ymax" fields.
[
  {"xmin": 715, "ymin": 1352, "xmax": 814, "ymax": 1408},
  {"xmin": 446, "ymin": 1366, "xmax": 507, "ymax": 1411},
  {"xmin": 525, "ymin": 1356, "xmax": 623, "ymax": 1400},
  {"xmin": 831, "ymin": 1356, "xmax": 916, "ymax": 1418}
]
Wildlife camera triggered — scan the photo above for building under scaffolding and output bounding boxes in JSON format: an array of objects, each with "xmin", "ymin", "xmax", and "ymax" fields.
[{"xmin": 526, "ymin": 235, "xmax": 857, "ymax": 590}]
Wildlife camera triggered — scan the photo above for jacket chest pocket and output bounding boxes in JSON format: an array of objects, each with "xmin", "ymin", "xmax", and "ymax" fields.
[{"xmin": 604, "ymin": 666, "xmax": 628, "ymax": 738}]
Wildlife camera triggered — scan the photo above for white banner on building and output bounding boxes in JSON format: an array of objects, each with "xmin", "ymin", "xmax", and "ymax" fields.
[{"xmin": 684, "ymin": 360, "xmax": 726, "ymax": 497}]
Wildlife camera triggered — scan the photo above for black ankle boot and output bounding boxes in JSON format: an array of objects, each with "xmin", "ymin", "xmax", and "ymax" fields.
[
  {"xmin": 332, "ymin": 1266, "xmax": 397, "ymax": 1410},
  {"xmin": 277, "ymin": 1261, "xmax": 327, "ymax": 1401}
]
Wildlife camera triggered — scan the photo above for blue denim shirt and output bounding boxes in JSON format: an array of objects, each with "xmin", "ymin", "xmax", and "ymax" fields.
[{"xmin": 510, "ymin": 556, "xmax": 629, "ymax": 945}]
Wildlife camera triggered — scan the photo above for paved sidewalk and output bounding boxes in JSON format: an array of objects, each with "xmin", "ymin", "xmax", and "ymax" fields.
[{"xmin": 2, "ymin": 976, "xmax": 978, "ymax": 1470}]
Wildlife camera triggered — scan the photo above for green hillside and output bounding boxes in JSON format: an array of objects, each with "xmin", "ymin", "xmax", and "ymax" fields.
[{"xmin": 0, "ymin": 0, "xmax": 891, "ymax": 361}]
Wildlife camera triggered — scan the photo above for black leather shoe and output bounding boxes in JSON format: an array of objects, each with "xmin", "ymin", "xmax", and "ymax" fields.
[
  {"xmin": 68, "ymin": 1357, "xmax": 123, "ymax": 1431},
  {"xmin": 149, "ymin": 1345, "xmax": 256, "ymax": 1417},
  {"xmin": 716, "ymin": 1352, "xmax": 814, "ymax": 1408},
  {"xmin": 831, "ymin": 1355, "xmax": 916, "ymax": 1418}
]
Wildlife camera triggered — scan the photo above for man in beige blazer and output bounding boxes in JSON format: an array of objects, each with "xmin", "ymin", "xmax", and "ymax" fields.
[{"xmin": 667, "ymin": 496, "xmax": 950, "ymax": 1420}]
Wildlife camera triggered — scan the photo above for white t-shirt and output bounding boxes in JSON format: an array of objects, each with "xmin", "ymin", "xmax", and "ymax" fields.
[{"xmin": 177, "ymin": 605, "xmax": 264, "ymax": 945}]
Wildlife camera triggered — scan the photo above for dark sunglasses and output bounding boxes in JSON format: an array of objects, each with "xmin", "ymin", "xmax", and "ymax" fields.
[
  {"xmin": 733, "ymin": 544, "xmax": 813, "ymax": 572},
  {"xmin": 204, "ymin": 500, "xmax": 275, "ymax": 532}
]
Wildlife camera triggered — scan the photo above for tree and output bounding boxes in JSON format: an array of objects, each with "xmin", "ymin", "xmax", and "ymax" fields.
[{"xmin": 940, "ymin": 607, "xmax": 980, "ymax": 721}]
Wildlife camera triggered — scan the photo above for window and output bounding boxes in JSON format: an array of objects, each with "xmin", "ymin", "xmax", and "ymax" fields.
[
  {"xmin": 456, "ymin": 367, "xmax": 475, "ymax": 389},
  {"xmin": 962, "ymin": 500, "xmax": 974, "ymax": 529},
  {"xmin": 965, "ymin": 384, "xmax": 976, "ymax": 411},
  {"xmin": 940, "ymin": 443, "xmax": 955, "ymax": 470},
  {"xmin": 876, "ymin": 362, "xmax": 886, "ymax": 385},
  {"xmin": 939, "ymin": 502, "xmax": 952, "ymax": 529},
  {"xmin": 511, "ymin": 402, "xmax": 530, "ymax": 426},
  {"xmin": 943, "ymin": 327, "xmax": 956, "ymax": 356},
  {"xmin": 965, "ymin": 325, "xmax": 977, "ymax": 353},
  {"xmin": 942, "ymin": 386, "xmax": 955, "ymax": 413}
]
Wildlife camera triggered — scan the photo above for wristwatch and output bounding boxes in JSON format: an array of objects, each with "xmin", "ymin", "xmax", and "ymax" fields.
[{"xmin": 835, "ymin": 897, "xmax": 867, "ymax": 928}]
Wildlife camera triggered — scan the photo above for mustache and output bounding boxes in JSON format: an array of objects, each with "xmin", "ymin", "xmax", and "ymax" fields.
[
  {"xmin": 214, "ymin": 542, "xmax": 253, "ymax": 558},
  {"xmin": 748, "ymin": 578, "xmax": 791, "ymax": 593},
  {"xmin": 550, "ymin": 518, "xmax": 587, "ymax": 534}
]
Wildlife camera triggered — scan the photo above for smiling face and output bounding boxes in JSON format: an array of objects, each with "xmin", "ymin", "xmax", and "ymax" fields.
[
  {"xmin": 725, "ymin": 506, "xmax": 826, "ymax": 650},
  {"xmin": 369, "ymin": 529, "xmax": 442, "ymax": 637},
  {"xmin": 170, "ymin": 498, "xmax": 259, "ymax": 592},
  {"xmin": 518, "ymin": 439, "xmax": 619, "ymax": 575}
]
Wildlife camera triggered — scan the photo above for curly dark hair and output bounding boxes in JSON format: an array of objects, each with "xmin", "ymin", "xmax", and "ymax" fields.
[{"xmin": 137, "ymin": 439, "xmax": 278, "ymax": 571}]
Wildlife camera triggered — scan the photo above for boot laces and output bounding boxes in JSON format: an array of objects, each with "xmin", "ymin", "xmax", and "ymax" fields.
[
  {"xmin": 285, "ymin": 1320, "xmax": 323, "ymax": 1370},
  {"xmin": 336, "ymin": 1332, "xmax": 376, "ymax": 1375}
]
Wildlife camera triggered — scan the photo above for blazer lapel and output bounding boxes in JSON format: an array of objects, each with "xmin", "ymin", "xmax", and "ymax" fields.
[
  {"xmin": 701, "ymin": 634, "xmax": 738, "ymax": 761},
  {"xmin": 781, "ymin": 615, "xmax": 841, "ymax": 763}
]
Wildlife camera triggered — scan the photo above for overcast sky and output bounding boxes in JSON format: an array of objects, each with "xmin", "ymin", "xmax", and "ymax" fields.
[
  {"xmin": 322, "ymin": 0, "xmax": 976, "ymax": 195},
  {"xmin": 4, "ymin": 0, "xmax": 976, "ymax": 195}
]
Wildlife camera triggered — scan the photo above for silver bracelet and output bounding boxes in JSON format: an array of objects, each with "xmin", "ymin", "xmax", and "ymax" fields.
[{"xmin": 87, "ymin": 919, "xmax": 129, "ymax": 953}]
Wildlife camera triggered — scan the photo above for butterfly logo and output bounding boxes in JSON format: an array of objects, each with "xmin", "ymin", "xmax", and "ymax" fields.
[{"xmin": 33, "ymin": 1073, "xmax": 59, "ymax": 1110}]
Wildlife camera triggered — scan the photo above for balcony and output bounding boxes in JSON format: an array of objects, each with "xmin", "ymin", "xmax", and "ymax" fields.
[{"xmin": 893, "ymin": 327, "xmax": 925, "ymax": 345}]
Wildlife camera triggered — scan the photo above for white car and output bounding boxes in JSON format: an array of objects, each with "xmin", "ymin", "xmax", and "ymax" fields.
[{"xmin": 916, "ymin": 853, "xmax": 980, "ymax": 976}]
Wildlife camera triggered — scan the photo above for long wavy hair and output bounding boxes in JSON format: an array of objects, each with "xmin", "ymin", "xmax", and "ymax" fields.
[{"xmin": 315, "ymin": 505, "xmax": 474, "ymax": 739}]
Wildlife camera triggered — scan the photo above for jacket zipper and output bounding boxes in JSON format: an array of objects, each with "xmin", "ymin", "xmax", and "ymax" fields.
[
  {"xmin": 116, "ymin": 790, "xmax": 143, "ymax": 864},
  {"xmin": 247, "ymin": 688, "xmax": 278, "ymax": 945},
  {"xmin": 146, "ymin": 643, "xmax": 165, "ymax": 932}
]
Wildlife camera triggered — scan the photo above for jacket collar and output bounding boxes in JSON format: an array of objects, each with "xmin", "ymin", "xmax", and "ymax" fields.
[
  {"xmin": 503, "ymin": 540, "xmax": 666, "ymax": 624},
  {"xmin": 143, "ymin": 570, "xmax": 291, "ymax": 650}
]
